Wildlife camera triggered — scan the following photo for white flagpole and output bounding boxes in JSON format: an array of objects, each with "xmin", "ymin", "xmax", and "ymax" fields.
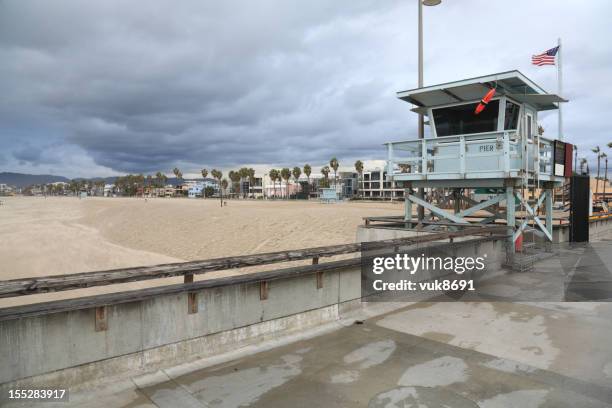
[{"xmin": 557, "ymin": 37, "xmax": 563, "ymax": 141}]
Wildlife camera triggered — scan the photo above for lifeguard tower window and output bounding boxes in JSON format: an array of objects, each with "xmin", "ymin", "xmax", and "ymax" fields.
[
  {"xmin": 433, "ymin": 100, "xmax": 499, "ymax": 137},
  {"xmin": 504, "ymin": 101, "xmax": 520, "ymax": 130}
]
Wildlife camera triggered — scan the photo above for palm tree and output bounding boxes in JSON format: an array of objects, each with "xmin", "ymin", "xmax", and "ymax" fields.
[
  {"xmin": 211, "ymin": 169, "xmax": 223, "ymax": 206},
  {"xmin": 247, "ymin": 168, "xmax": 256, "ymax": 198},
  {"xmin": 592, "ymin": 147, "xmax": 601, "ymax": 201},
  {"xmin": 354, "ymin": 160, "xmax": 364, "ymax": 199},
  {"xmin": 303, "ymin": 164, "xmax": 312, "ymax": 199},
  {"xmin": 145, "ymin": 175, "xmax": 152, "ymax": 196},
  {"xmin": 281, "ymin": 168, "xmax": 291, "ymax": 199},
  {"xmin": 329, "ymin": 157, "xmax": 339, "ymax": 187},
  {"xmin": 292, "ymin": 166, "xmax": 302, "ymax": 199},
  {"xmin": 173, "ymin": 167, "xmax": 182, "ymax": 182},
  {"xmin": 269, "ymin": 169, "xmax": 279, "ymax": 199},
  {"xmin": 238, "ymin": 168, "xmax": 250, "ymax": 198},
  {"xmin": 94, "ymin": 180, "xmax": 105, "ymax": 196},
  {"xmin": 221, "ymin": 179, "xmax": 229, "ymax": 198},
  {"xmin": 200, "ymin": 169, "xmax": 208, "ymax": 198},
  {"xmin": 603, "ymin": 153, "xmax": 609, "ymax": 204},
  {"xmin": 111, "ymin": 177, "xmax": 120, "ymax": 196},
  {"xmin": 229, "ymin": 170, "xmax": 241, "ymax": 197},
  {"xmin": 606, "ymin": 143, "xmax": 612, "ymax": 202},
  {"xmin": 321, "ymin": 165, "xmax": 330, "ymax": 188},
  {"xmin": 155, "ymin": 172, "xmax": 167, "ymax": 195},
  {"xmin": 172, "ymin": 167, "xmax": 183, "ymax": 197},
  {"xmin": 135, "ymin": 174, "xmax": 145, "ymax": 197}
]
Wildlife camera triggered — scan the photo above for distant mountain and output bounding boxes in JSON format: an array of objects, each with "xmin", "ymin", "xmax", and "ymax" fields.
[{"xmin": 0, "ymin": 172, "xmax": 70, "ymax": 188}]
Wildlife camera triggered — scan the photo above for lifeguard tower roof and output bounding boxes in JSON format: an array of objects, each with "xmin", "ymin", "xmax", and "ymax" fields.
[{"xmin": 397, "ymin": 70, "xmax": 567, "ymax": 112}]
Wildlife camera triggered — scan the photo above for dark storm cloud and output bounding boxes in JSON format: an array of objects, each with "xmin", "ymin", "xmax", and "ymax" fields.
[{"xmin": 0, "ymin": 0, "xmax": 611, "ymax": 177}]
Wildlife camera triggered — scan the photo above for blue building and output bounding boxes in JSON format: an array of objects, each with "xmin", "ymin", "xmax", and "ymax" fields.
[{"xmin": 187, "ymin": 180, "xmax": 218, "ymax": 198}]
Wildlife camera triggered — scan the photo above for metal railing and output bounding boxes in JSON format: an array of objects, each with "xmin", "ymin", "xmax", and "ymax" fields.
[{"xmin": 385, "ymin": 131, "xmax": 556, "ymax": 179}]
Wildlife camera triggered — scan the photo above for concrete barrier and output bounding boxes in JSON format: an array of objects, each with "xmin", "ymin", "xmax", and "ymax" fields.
[
  {"xmin": 552, "ymin": 216, "xmax": 612, "ymax": 243},
  {"xmin": 0, "ymin": 233, "xmax": 504, "ymax": 391}
]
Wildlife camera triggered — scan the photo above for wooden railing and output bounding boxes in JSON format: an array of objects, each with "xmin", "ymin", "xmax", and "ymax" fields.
[{"xmin": 0, "ymin": 226, "xmax": 507, "ymax": 301}]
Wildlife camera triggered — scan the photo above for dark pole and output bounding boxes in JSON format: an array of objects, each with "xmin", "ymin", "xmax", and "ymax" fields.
[{"xmin": 417, "ymin": 0, "xmax": 425, "ymax": 222}]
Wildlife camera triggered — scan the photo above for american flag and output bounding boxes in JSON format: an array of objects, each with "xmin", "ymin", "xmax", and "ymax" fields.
[{"xmin": 532, "ymin": 46, "xmax": 559, "ymax": 66}]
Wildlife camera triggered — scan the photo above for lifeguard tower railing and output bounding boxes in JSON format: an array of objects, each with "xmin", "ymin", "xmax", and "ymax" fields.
[
  {"xmin": 386, "ymin": 130, "xmax": 556, "ymax": 183},
  {"xmin": 384, "ymin": 130, "xmax": 562, "ymax": 245}
]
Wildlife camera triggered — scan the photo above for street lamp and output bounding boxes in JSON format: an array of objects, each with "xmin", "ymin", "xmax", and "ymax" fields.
[
  {"xmin": 416, "ymin": 0, "xmax": 441, "ymax": 221},
  {"xmin": 418, "ymin": 0, "xmax": 441, "ymax": 139}
]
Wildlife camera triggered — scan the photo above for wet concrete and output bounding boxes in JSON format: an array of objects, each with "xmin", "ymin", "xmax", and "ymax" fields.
[
  {"xmin": 54, "ymin": 300, "xmax": 610, "ymax": 407},
  {"xmin": 29, "ymin": 243, "xmax": 612, "ymax": 407}
]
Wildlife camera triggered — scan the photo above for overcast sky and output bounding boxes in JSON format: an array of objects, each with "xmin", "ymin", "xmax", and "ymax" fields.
[{"xmin": 1, "ymin": 0, "xmax": 610, "ymax": 178}]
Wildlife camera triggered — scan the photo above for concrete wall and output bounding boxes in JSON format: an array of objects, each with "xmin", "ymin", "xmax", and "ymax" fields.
[
  {"xmin": 0, "ymin": 234, "xmax": 500, "ymax": 390},
  {"xmin": 552, "ymin": 217, "xmax": 612, "ymax": 243},
  {"xmin": 587, "ymin": 217, "xmax": 612, "ymax": 241},
  {"xmin": 1, "ymin": 268, "xmax": 362, "ymax": 388}
]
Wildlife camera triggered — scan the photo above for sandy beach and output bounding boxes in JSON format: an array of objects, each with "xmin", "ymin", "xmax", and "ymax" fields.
[{"xmin": 0, "ymin": 196, "xmax": 402, "ymax": 306}]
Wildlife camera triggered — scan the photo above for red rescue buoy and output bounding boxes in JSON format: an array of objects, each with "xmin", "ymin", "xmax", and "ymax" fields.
[
  {"xmin": 514, "ymin": 232, "xmax": 523, "ymax": 252},
  {"xmin": 474, "ymin": 88, "xmax": 496, "ymax": 115}
]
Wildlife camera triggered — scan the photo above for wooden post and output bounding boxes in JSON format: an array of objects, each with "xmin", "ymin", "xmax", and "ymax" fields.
[
  {"xmin": 260, "ymin": 281, "xmax": 269, "ymax": 300},
  {"xmin": 313, "ymin": 257, "xmax": 323, "ymax": 289},
  {"xmin": 95, "ymin": 306, "xmax": 107, "ymax": 332},
  {"xmin": 184, "ymin": 273, "xmax": 194, "ymax": 283},
  {"xmin": 188, "ymin": 292, "xmax": 198, "ymax": 314}
]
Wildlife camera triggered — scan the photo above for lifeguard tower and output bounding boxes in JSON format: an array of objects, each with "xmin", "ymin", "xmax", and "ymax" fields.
[{"xmin": 385, "ymin": 70, "xmax": 570, "ymax": 253}]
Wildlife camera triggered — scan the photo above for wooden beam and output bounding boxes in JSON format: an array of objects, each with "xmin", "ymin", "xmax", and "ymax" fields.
[
  {"xmin": 0, "ymin": 235, "xmax": 506, "ymax": 322},
  {"xmin": 0, "ymin": 227, "xmax": 506, "ymax": 299}
]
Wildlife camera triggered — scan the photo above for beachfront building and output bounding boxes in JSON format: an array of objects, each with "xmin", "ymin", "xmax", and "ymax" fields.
[
  {"xmin": 359, "ymin": 168, "xmax": 404, "ymax": 199},
  {"xmin": 338, "ymin": 171, "xmax": 359, "ymax": 198},
  {"xmin": 0, "ymin": 184, "xmax": 15, "ymax": 196},
  {"xmin": 187, "ymin": 183, "xmax": 204, "ymax": 198},
  {"xmin": 179, "ymin": 179, "xmax": 217, "ymax": 198},
  {"xmin": 103, "ymin": 184, "xmax": 115, "ymax": 197},
  {"xmin": 242, "ymin": 177, "xmax": 263, "ymax": 199},
  {"xmin": 262, "ymin": 175, "xmax": 301, "ymax": 199},
  {"xmin": 163, "ymin": 185, "xmax": 174, "ymax": 197},
  {"xmin": 247, "ymin": 166, "xmax": 403, "ymax": 200}
]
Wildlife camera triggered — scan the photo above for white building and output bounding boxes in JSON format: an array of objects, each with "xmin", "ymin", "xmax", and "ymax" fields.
[
  {"xmin": 0, "ymin": 184, "xmax": 14, "ymax": 195},
  {"xmin": 358, "ymin": 168, "xmax": 404, "ymax": 199},
  {"xmin": 103, "ymin": 184, "xmax": 115, "ymax": 197}
]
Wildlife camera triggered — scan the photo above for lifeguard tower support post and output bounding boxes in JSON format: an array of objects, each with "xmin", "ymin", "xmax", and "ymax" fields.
[{"xmin": 385, "ymin": 71, "xmax": 570, "ymax": 253}]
